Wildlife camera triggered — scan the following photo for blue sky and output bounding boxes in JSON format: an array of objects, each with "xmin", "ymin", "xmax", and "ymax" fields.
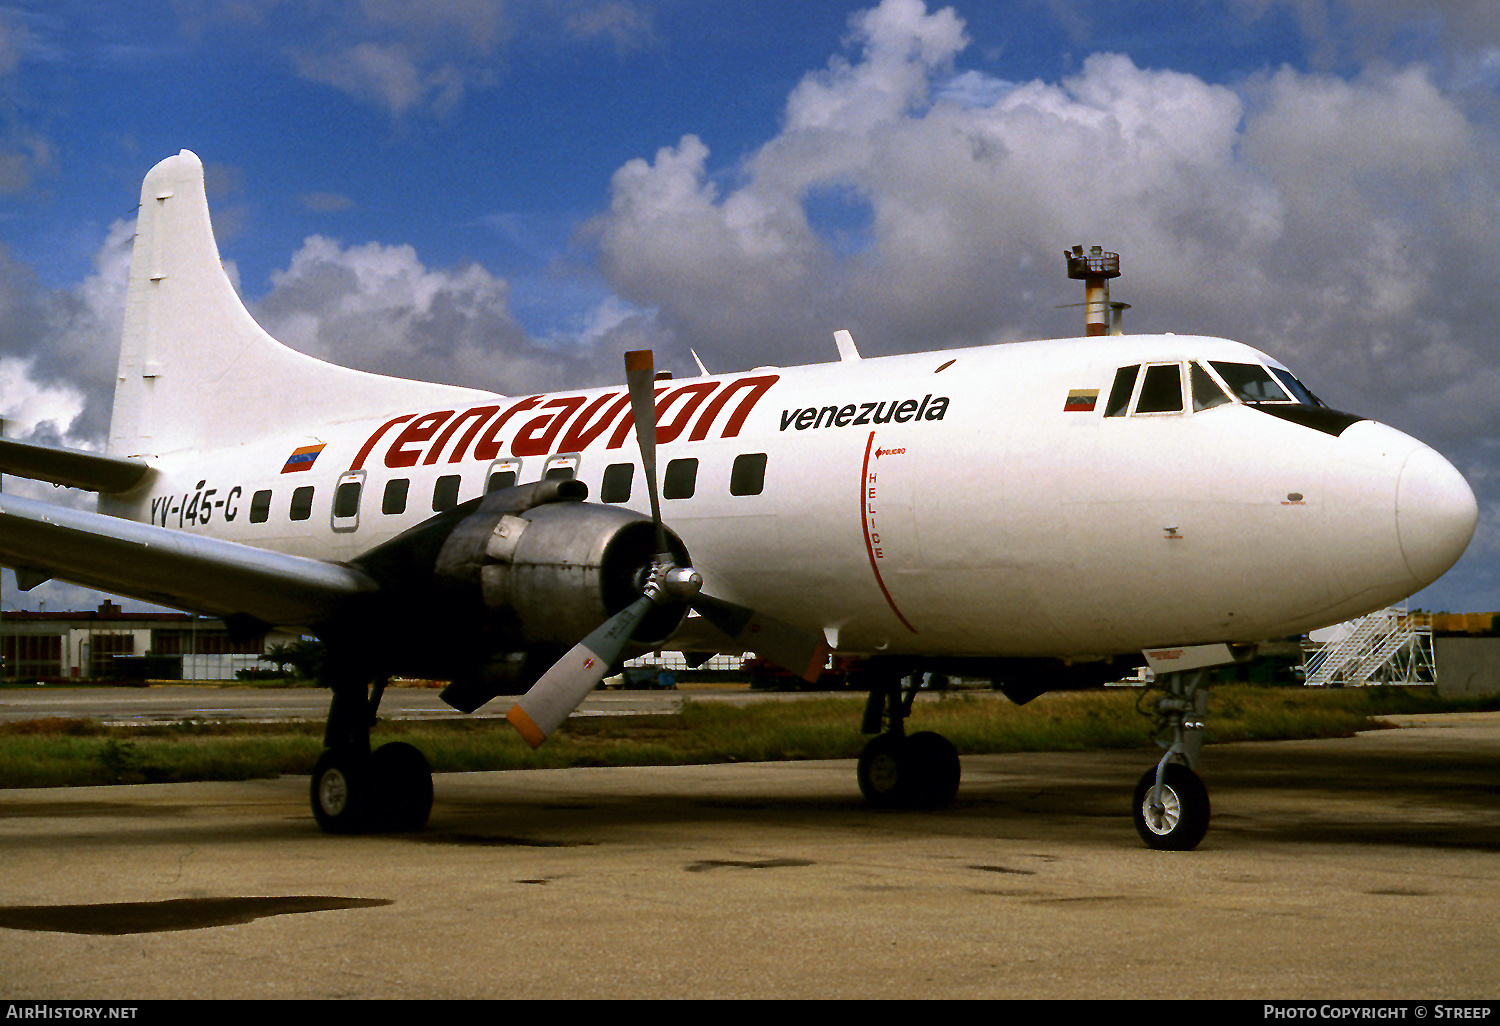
[{"xmin": 2, "ymin": 0, "xmax": 1499, "ymax": 615}]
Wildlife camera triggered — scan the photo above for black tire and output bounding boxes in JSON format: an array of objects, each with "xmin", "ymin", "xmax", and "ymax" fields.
[
  {"xmin": 902, "ymin": 731, "xmax": 961, "ymax": 810},
  {"xmin": 371, "ymin": 741, "xmax": 433, "ymax": 832},
  {"xmin": 1133, "ymin": 763, "xmax": 1210, "ymax": 851},
  {"xmin": 310, "ymin": 748, "xmax": 372, "ymax": 834},
  {"xmin": 857, "ymin": 734, "xmax": 907, "ymax": 808}
]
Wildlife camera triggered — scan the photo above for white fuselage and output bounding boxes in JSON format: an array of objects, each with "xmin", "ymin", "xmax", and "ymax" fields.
[{"xmin": 103, "ymin": 333, "xmax": 1477, "ymax": 660}]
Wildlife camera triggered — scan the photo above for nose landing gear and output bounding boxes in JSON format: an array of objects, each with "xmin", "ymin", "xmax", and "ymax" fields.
[{"xmin": 1133, "ymin": 668, "xmax": 1211, "ymax": 850}]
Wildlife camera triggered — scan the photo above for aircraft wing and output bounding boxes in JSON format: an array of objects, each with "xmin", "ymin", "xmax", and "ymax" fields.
[
  {"xmin": 0, "ymin": 493, "xmax": 377, "ymax": 628},
  {"xmin": 0, "ymin": 437, "xmax": 154, "ymax": 493}
]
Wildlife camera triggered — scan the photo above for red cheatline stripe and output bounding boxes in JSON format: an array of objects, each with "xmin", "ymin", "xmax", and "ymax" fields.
[{"xmin": 860, "ymin": 431, "xmax": 918, "ymax": 635}]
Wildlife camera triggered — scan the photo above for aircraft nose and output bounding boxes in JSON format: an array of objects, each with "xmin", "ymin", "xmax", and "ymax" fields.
[{"xmin": 1395, "ymin": 445, "xmax": 1477, "ymax": 587}]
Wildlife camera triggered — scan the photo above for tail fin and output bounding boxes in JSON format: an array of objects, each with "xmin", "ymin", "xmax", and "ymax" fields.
[{"xmin": 108, "ymin": 150, "xmax": 488, "ymax": 459}]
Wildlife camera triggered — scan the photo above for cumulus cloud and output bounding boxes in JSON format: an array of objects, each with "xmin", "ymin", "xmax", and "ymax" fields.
[
  {"xmin": 594, "ymin": 12, "xmax": 1277, "ymax": 367},
  {"xmin": 0, "ymin": 219, "xmax": 132, "ymax": 449},
  {"xmin": 250, "ymin": 233, "xmax": 645, "ymax": 396}
]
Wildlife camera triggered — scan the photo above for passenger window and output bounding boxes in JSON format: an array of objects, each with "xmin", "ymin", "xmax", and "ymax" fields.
[
  {"xmin": 730, "ymin": 453, "xmax": 767, "ymax": 496},
  {"xmin": 289, "ymin": 486, "xmax": 314, "ymax": 521},
  {"xmin": 1134, "ymin": 364, "xmax": 1183, "ymax": 414},
  {"xmin": 333, "ymin": 481, "xmax": 362, "ymax": 519},
  {"xmin": 433, "ymin": 475, "xmax": 461, "ymax": 511},
  {"xmin": 249, "ymin": 489, "xmax": 272, "ymax": 524},
  {"xmin": 1105, "ymin": 365, "xmax": 1139, "ymax": 417},
  {"xmin": 383, "ymin": 479, "xmax": 409, "ymax": 515},
  {"xmin": 487, "ymin": 469, "xmax": 517, "ymax": 492},
  {"xmin": 663, "ymin": 458, "xmax": 698, "ymax": 499},
  {"xmin": 601, "ymin": 463, "xmax": 633, "ymax": 503},
  {"xmin": 1190, "ymin": 362, "xmax": 1231, "ymax": 412},
  {"xmin": 1210, "ymin": 362, "xmax": 1290, "ymax": 403},
  {"xmin": 544, "ymin": 466, "xmax": 576, "ymax": 481}
]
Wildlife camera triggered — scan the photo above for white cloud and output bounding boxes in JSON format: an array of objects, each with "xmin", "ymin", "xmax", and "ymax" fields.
[
  {"xmin": 0, "ymin": 218, "xmax": 132, "ymax": 447},
  {"xmin": 0, "ymin": 356, "xmax": 86, "ymax": 444},
  {"xmin": 251, "ymin": 233, "xmax": 635, "ymax": 395}
]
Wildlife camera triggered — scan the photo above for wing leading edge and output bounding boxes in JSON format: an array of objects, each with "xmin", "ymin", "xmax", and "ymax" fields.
[{"xmin": 0, "ymin": 493, "xmax": 377, "ymax": 628}]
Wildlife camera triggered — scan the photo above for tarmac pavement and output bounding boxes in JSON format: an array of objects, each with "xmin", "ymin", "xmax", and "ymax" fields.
[{"xmin": 2, "ymin": 710, "xmax": 1499, "ymax": 999}]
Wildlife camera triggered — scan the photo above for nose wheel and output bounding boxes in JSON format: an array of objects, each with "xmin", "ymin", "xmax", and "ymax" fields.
[
  {"xmin": 1132, "ymin": 762, "xmax": 1209, "ymax": 850},
  {"xmin": 1133, "ymin": 668, "xmax": 1212, "ymax": 850}
]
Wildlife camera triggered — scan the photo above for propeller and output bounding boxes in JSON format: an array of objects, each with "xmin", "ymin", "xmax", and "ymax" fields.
[{"xmin": 506, "ymin": 349, "xmax": 828, "ymax": 748}]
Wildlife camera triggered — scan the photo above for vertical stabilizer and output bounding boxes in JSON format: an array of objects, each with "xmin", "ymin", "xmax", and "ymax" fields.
[{"xmin": 108, "ymin": 150, "xmax": 487, "ymax": 459}]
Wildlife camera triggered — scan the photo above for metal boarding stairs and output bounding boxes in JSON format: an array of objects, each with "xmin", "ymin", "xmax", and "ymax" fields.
[{"xmin": 1303, "ymin": 607, "xmax": 1432, "ymax": 686}]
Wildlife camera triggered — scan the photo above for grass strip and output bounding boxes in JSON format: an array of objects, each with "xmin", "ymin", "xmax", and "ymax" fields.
[{"xmin": 0, "ymin": 684, "xmax": 1493, "ymax": 789}]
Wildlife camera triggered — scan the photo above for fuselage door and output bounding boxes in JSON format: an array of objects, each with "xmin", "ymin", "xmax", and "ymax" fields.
[
  {"xmin": 543, "ymin": 453, "xmax": 581, "ymax": 481},
  {"xmin": 331, "ymin": 470, "xmax": 365, "ymax": 534}
]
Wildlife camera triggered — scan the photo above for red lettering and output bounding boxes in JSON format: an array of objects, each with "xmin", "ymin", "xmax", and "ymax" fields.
[
  {"xmin": 473, "ymin": 396, "xmax": 543, "ymax": 461},
  {"xmin": 688, "ymin": 375, "xmax": 780, "ymax": 441},
  {"xmin": 607, "ymin": 385, "xmax": 670, "ymax": 449},
  {"xmin": 655, "ymin": 382, "xmax": 720, "ymax": 444},
  {"xmin": 423, "ymin": 405, "xmax": 499, "ymax": 465},
  {"xmin": 511, "ymin": 396, "xmax": 587, "ymax": 457},
  {"xmin": 385, "ymin": 411, "xmax": 453, "ymax": 468},
  {"xmin": 349, "ymin": 414, "xmax": 414, "ymax": 471},
  {"xmin": 556, "ymin": 392, "xmax": 629, "ymax": 452}
]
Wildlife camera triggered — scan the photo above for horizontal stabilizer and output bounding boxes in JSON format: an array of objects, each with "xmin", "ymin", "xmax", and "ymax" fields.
[
  {"xmin": 0, "ymin": 438, "xmax": 152, "ymax": 493},
  {"xmin": 0, "ymin": 494, "xmax": 377, "ymax": 628}
]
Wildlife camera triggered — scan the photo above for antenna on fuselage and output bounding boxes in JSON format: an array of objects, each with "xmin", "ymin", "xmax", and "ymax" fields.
[{"xmin": 1064, "ymin": 245, "xmax": 1126, "ymax": 336}]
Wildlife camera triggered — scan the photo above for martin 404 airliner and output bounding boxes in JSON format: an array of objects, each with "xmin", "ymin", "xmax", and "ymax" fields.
[{"xmin": 0, "ymin": 151, "xmax": 1478, "ymax": 849}]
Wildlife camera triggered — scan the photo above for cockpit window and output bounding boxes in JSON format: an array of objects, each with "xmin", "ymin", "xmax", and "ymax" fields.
[
  {"xmin": 1190, "ymin": 362, "xmax": 1231, "ymax": 412},
  {"xmin": 1210, "ymin": 361, "xmax": 1290, "ymax": 403},
  {"xmin": 1134, "ymin": 363, "xmax": 1184, "ymax": 414},
  {"xmin": 1104, "ymin": 365, "xmax": 1138, "ymax": 418},
  {"xmin": 1270, "ymin": 367, "xmax": 1326, "ymax": 408}
]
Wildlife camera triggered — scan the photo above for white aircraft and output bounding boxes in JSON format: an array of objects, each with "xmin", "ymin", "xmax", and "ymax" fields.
[{"xmin": 0, "ymin": 151, "xmax": 1478, "ymax": 849}]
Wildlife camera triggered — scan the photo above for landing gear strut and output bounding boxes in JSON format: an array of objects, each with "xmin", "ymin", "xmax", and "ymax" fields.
[
  {"xmin": 1133, "ymin": 669, "xmax": 1211, "ymax": 850},
  {"xmin": 310, "ymin": 673, "xmax": 433, "ymax": 834},
  {"xmin": 856, "ymin": 666, "xmax": 960, "ymax": 810}
]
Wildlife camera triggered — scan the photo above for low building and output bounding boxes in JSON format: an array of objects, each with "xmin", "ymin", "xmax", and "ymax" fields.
[{"xmin": 0, "ymin": 600, "xmax": 299, "ymax": 681}]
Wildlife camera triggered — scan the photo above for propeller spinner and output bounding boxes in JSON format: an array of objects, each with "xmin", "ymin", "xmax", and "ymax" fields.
[{"xmin": 506, "ymin": 350, "xmax": 828, "ymax": 748}]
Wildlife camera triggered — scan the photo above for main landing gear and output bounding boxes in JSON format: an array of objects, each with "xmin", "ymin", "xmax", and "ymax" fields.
[
  {"xmin": 856, "ymin": 666, "xmax": 961, "ymax": 810},
  {"xmin": 1133, "ymin": 669, "xmax": 1211, "ymax": 851},
  {"xmin": 310, "ymin": 674, "xmax": 434, "ymax": 834}
]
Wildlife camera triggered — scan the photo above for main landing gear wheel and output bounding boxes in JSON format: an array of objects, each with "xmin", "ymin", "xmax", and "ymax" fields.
[
  {"xmin": 1133, "ymin": 763, "xmax": 1210, "ymax": 851},
  {"xmin": 857, "ymin": 731, "xmax": 961, "ymax": 810},
  {"xmin": 371, "ymin": 741, "xmax": 433, "ymax": 832},
  {"xmin": 310, "ymin": 748, "xmax": 371, "ymax": 835},
  {"xmin": 312, "ymin": 675, "xmax": 435, "ymax": 834}
]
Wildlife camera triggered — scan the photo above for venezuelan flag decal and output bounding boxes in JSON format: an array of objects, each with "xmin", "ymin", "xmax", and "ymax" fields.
[
  {"xmin": 281, "ymin": 443, "xmax": 326, "ymax": 473},
  {"xmin": 1064, "ymin": 389, "xmax": 1098, "ymax": 413}
]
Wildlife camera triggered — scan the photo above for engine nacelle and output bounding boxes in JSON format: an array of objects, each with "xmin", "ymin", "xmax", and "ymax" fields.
[
  {"xmin": 345, "ymin": 479, "xmax": 689, "ymax": 712},
  {"xmin": 440, "ymin": 489, "xmax": 688, "ymax": 649}
]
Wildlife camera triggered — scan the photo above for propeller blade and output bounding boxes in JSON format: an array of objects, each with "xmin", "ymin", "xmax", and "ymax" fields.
[
  {"xmin": 691, "ymin": 594, "xmax": 829, "ymax": 683},
  {"xmin": 624, "ymin": 349, "xmax": 667, "ymax": 557},
  {"xmin": 506, "ymin": 594, "xmax": 655, "ymax": 748}
]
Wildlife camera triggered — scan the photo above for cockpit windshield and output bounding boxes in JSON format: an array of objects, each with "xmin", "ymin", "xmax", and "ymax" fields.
[
  {"xmin": 1209, "ymin": 362, "xmax": 1290, "ymax": 403},
  {"xmin": 1103, "ymin": 359, "xmax": 1329, "ymax": 418},
  {"xmin": 1269, "ymin": 367, "xmax": 1327, "ymax": 408}
]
